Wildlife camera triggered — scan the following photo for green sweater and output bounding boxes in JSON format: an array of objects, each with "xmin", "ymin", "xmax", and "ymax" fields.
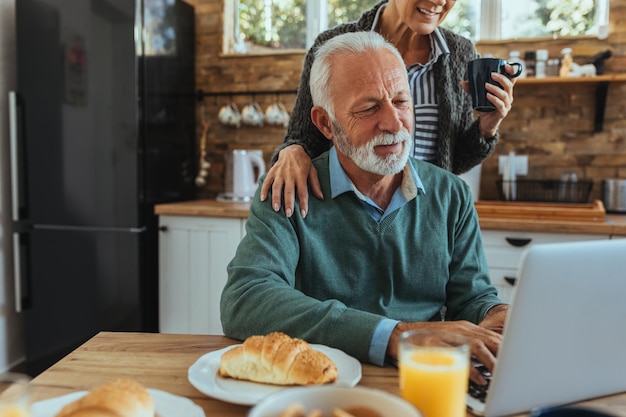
[{"xmin": 221, "ymin": 153, "xmax": 501, "ymax": 363}]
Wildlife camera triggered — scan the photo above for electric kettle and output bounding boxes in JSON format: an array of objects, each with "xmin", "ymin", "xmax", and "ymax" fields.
[{"xmin": 218, "ymin": 150, "xmax": 266, "ymax": 202}]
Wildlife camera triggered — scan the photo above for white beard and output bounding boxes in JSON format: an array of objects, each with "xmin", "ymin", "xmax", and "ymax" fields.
[{"xmin": 332, "ymin": 120, "xmax": 412, "ymax": 176}]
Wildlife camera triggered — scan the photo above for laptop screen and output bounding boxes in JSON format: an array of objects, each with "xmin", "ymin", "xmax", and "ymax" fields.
[{"xmin": 475, "ymin": 238, "xmax": 626, "ymax": 417}]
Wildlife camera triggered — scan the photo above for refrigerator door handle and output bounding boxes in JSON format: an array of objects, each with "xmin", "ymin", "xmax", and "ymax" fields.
[
  {"xmin": 12, "ymin": 232, "xmax": 31, "ymax": 313},
  {"xmin": 8, "ymin": 91, "xmax": 22, "ymax": 222},
  {"xmin": 33, "ymin": 225, "xmax": 147, "ymax": 233}
]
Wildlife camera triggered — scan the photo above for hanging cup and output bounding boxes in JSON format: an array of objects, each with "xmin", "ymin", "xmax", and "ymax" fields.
[
  {"xmin": 218, "ymin": 102, "xmax": 242, "ymax": 128},
  {"xmin": 241, "ymin": 101, "xmax": 264, "ymax": 127},
  {"xmin": 265, "ymin": 101, "xmax": 290, "ymax": 127}
]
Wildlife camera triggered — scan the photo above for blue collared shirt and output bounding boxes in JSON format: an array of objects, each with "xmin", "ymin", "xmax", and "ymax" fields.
[
  {"xmin": 328, "ymin": 147, "xmax": 425, "ymax": 365},
  {"xmin": 329, "ymin": 147, "xmax": 424, "ymax": 222}
]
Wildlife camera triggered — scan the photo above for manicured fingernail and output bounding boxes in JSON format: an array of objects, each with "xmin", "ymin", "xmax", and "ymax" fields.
[
  {"xmin": 300, "ymin": 209, "xmax": 307, "ymax": 219},
  {"xmin": 286, "ymin": 208, "xmax": 293, "ymax": 217},
  {"xmin": 273, "ymin": 203, "xmax": 280, "ymax": 212}
]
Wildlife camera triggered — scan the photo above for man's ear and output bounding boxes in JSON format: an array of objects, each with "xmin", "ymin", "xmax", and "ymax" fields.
[{"xmin": 311, "ymin": 106, "xmax": 334, "ymax": 140}]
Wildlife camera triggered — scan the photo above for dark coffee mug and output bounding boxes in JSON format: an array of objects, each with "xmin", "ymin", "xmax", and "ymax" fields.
[
  {"xmin": 468, "ymin": 58, "xmax": 523, "ymax": 112},
  {"xmin": 530, "ymin": 406, "xmax": 617, "ymax": 417}
]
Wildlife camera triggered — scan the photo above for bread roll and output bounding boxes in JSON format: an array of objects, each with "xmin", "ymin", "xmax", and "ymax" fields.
[
  {"xmin": 54, "ymin": 378, "xmax": 154, "ymax": 417},
  {"xmin": 219, "ymin": 332, "xmax": 338, "ymax": 385}
]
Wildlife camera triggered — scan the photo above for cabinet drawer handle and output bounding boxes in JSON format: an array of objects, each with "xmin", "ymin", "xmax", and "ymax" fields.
[
  {"xmin": 504, "ymin": 277, "xmax": 517, "ymax": 286},
  {"xmin": 159, "ymin": 225, "xmax": 168, "ymax": 232},
  {"xmin": 505, "ymin": 237, "xmax": 532, "ymax": 247}
]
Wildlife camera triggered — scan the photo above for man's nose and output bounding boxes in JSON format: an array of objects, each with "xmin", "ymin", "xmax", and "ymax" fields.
[{"xmin": 377, "ymin": 103, "xmax": 406, "ymax": 134}]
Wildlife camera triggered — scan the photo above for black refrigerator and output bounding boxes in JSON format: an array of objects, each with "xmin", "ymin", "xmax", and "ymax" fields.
[{"xmin": 0, "ymin": 0, "xmax": 196, "ymax": 376}]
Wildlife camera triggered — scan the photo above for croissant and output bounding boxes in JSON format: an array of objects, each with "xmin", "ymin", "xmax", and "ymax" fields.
[
  {"xmin": 54, "ymin": 378, "xmax": 154, "ymax": 417},
  {"xmin": 219, "ymin": 332, "xmax": 338, "ymax": 385}
]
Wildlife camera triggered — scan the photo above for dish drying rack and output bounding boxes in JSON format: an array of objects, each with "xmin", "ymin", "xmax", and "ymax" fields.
[{"xmin": 496, "ymin": 179, "xmax": 593, "ymax": 204}]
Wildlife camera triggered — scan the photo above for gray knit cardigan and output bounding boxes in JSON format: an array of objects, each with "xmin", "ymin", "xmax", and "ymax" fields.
[{"xmin": 271, "ymin": 1, "xmax": 497, "ymax": 174}]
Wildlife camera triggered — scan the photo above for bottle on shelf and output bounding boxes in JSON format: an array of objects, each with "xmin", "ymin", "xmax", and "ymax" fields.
[
  {"xmin": 535, "ymin": 49, "xmax": 548, "ymax": 78},
  {"xmin": 523, "ymin": 51, "xmax": 536, "ymax": 78},
  {"xmin": 508, "ymin": 50, "xmax": 526, "ymax": 78},
  {"xmin": 559, "ymin": 48, "xmax": 573, "ymax": 77},
  {"xmin": 546, "ymin": 58, "xmax": 561, "ymax": 77}
]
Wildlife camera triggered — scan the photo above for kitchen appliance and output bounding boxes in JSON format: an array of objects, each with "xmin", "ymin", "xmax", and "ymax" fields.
[
  {"xmin": 218, "ymin": 150, "xmax": 266, "ymax": 202},
  {"xmin": 459, "ymin": 163, "xmax": 482, "ymax": 201},
  {"xmin": 602, "ymin": 178, "xmax": 626, "ymax": 213},
  {"xmin": 0, "ymin": 0, "xmax": 196, "ymax": 375}
]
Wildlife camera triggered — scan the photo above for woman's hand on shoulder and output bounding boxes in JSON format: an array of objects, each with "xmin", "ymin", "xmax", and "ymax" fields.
[{"xmin": 260, "ymin": 144, "xmax": 323, "ymax": 218}]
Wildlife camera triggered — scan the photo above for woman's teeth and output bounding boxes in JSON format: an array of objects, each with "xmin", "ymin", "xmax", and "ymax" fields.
[{"xmin": 418, "ymin": 8, "xmax": 437, "ymax": 16}]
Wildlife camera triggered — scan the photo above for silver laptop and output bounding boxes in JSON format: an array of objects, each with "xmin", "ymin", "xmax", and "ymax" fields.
[{"xmin": 467, "ymin": 238, "xmax": 626, "ymax": 417}]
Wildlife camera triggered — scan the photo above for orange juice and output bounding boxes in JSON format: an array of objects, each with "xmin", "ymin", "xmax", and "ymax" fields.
[
  {"xmin": 399, "ymin": 348, "xmax": 469, "ymax": 417},
  {"xmin": 0, "ymin": 406, "xmax": 29, "ymax": 417},
  {"xmin": 0, "ymin": 373, "xmax": 31, "ymax": 417}
]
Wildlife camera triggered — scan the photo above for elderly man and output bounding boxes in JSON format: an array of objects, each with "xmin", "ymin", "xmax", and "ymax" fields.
[{"xmin": 220, "ymin": 31, "xmax": 507, "ymax": 383}]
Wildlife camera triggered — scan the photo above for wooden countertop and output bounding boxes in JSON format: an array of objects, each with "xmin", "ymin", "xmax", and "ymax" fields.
[
  {"xmin": 27, "ymin": 332, "xmax": 626, "ymax": 417},
  {"xmin": 479, "ymin": 215, "xmax": 626, "ymax": 236},
  {"xmin": 155, "ymin": 199, "xmax": 252, "ymax": 218},
  {"xmin": 155, "ymin": 199, "xmax": 626, "ymax": 236}
]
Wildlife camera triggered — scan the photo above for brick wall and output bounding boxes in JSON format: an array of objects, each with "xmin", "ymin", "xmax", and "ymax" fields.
[{"xmin": 193, "ymin": 0, "xmax": 626, "ymax": 202}]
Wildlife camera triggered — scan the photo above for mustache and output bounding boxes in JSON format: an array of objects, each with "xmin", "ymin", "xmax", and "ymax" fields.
[
  {"xmin": 330, "ymin": 118, "xmax": 411, "ymax": 147},
  {"xmin": 370, "ymin": 129, "xmax": 412, "ymax": 147}
]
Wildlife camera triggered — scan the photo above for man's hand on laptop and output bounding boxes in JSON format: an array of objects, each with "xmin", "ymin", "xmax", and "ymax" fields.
[
  {"xmin": 479, "ymin": 304, "xmax": 509, "ymax": 334},
  {"xmin": 387, "ymin": 320, "xmax": 504, "ymax": 385}
]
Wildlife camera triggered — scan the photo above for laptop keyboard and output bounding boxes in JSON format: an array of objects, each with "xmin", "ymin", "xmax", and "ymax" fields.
[{"xmin": 468, "ymin": 359, "xmax": 492, "ymax": 403}]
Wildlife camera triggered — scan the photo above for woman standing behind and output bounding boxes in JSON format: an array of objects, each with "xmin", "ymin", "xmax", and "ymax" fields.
[{"xmin": 261, "ymin": 0, "xmax": 518, "ymax": 217}]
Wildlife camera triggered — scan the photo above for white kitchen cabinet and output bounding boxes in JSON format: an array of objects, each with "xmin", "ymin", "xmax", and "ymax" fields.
[
  {"xmin": 158, "ymin": 215, "xmax": 246, "ymax": 335},
  {"xmin": 481, "ymin": 230, "xmax": 610, "ymax": 303}
]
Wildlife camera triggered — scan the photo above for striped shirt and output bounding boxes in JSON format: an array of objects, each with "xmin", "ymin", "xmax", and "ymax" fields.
[{"xmin": 370, "ymin": 5, "xmax": 451, "ymax": 162}]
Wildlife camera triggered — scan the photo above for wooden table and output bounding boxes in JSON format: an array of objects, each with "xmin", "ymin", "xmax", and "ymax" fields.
[{"xmin": 29, "ymin": 332, "xmax": 626, "ymax": 417}]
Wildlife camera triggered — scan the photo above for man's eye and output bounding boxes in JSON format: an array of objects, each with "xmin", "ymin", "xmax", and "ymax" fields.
[{"xmin": 356, "ymin": 106, "xmax": 378, "ymax": 115}]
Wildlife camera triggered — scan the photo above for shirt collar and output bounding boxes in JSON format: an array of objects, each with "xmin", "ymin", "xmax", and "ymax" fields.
[
  {"xmin": 329, "ymin": 147, "xmax": 425, "ymax": 203},
  {"xmin": 370, "ymin": 3, "xmax": 385, "ymax": 32},
  {"xmin": 430, "ymin": 27, "xmax": 451, "ymax": 59}
]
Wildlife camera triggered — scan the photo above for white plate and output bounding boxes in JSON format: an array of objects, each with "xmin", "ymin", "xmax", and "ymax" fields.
[
  {"xmin": 31, "ymin": 388, "xmax": 205, "ymax": 417},
  {"xmin": 188, "ymin": 344, "xmax": 362, "ymax": 406},
  {"xmin": 248, "ymin": 386, "xmax": 422, "ymax": 417}
]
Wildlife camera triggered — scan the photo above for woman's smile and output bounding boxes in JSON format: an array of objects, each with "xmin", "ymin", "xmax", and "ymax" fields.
[{"xmin": 417, "ymin": 7, "xmax": 438, "ymax": 16}]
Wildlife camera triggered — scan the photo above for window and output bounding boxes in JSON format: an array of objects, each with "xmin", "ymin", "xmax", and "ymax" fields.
[
  {"xmin": 234, "ymin": 0, "xmax": 379, "ymax": 52},
  {"xmin": 444, "ymin": 0, "xmax": 610, "ymax": 41},
  {"xmin": 144, "ymin": 0, "xmax": 178, "ymax": 56},
  {"xmin": 233, "ymin": 0, "xmax": 609, "ymax": 53}
]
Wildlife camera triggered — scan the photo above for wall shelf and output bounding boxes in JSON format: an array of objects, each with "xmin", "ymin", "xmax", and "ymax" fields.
[
  {"xmin": 516, "ymin": 73, "xmax": 626, "ymax": 132},
  {"xmin": 195, "ymin": 89, "xmax": 297, "ymax": 101},
  {"xmin": 516, "ymin": 73, "xmax": 626, "ymax": 85}
]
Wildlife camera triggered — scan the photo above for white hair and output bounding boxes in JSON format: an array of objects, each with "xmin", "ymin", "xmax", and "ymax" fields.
[{"xmin": 309, "ymin": 31, "xmax": 406, "ymax": 118}]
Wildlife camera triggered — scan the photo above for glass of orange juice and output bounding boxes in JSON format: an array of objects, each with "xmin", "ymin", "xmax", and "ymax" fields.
[
  {"xmin": 398, "ymin": 330, "xmax": 470, "ymax": 417},
  {"xmin": 0, "ymin": 373, "xmax": 31, "ymax": 417}
]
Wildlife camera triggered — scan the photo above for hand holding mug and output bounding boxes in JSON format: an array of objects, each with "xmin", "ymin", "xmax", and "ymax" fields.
[{"xmin": 468, "ymin": 58, "xmax": 523, "ymax": 112}]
